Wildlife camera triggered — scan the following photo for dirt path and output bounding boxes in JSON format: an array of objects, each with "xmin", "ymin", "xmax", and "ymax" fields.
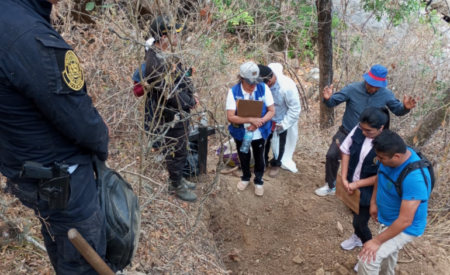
[{"xmin": 205, "ymin": 154, "xmax": 450, "ymax": 275}]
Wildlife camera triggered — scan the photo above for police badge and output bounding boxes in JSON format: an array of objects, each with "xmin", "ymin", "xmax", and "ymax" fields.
[{"xmin": 62, "ymin": 51, "xmax": 84, "ymax": 91}]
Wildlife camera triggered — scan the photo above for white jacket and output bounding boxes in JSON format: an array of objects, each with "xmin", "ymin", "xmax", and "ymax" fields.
[
  {"xmin": 268, "ymin": 63, "xmax": 301, "ymax": 173},
  {"xmin": 268, "ymin": 63, "xmax": 301, "ymax": 130}
]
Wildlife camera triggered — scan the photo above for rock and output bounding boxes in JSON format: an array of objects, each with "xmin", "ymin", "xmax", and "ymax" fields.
[
  {"xmin": 337, "ymin": 221, "xmax": 344, "ymax": 234},
  {"xmin": 302, "ymin": 205, "xmax": 308, "ymax": 212},
  {"xmin": 282, "ymin": 265, "xmax": 286, "ymax": 271},
  {"xmin": 246, "ymin": 218, "xmax": 250, "ymax": 226},
  {"xmin": 284, "ymin": 199, "xmax": 290, "ymax": 207},
  {"xmin": 399, "ymin": 271, "xmax": 409, "ymax": 275},
  {"xmin": 338, "ymin": 266, "xmax": 349, "ymax": 275},
  {"xmin": 315, "ymin": 268, "xmax": 325, "ymax": 275},
  {"xmin": 343, "ymin": 258, "xmax": 356, "ymax": 270},
  {"xmin": 307, "ymin": 68, "xmax": 320, "ymax": 84},
  {"xmin": 293, "ymin": 255, "xmax": 304, "ymax": 264},
  {"xmin": 334, "ymin": 263, "xmax": 348, "ymax": 274}
]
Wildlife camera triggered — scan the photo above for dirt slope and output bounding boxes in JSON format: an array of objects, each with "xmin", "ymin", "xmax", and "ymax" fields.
[{"xmin": 205, "ymin": 154, "xmax": 450, "ymax": 275}]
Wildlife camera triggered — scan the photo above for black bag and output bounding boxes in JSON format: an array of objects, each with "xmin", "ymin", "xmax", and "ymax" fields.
[
  {"xmin": 93, "ymin": 156, "xmax": 141, "ymax": 271},
  {"xmin": 378, "ymin": 147, "xmax": 435, "ymax": 197}
]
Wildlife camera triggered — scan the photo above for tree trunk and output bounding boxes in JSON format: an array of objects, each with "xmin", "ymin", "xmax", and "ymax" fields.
[
  {"xmin": 404, "ymin": 88, "xmax": 450, "ymax": 147},
  {"xmin": 316, "ymin": 0, "xmax": 334, "ymax": 128}
]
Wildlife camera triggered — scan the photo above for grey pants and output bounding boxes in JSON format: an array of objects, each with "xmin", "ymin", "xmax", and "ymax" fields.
[{"xmin": 358, "ymin": 225, "xmax": 416, "ymax": 275}]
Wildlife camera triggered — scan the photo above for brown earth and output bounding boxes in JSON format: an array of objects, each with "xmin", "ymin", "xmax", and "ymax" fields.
[
  {"xmin": 1, "ymin": 139, "xmax": 449, "ymax": 275},
  {"xmin": 204, "ymin": 153, "xmax": 450, "ymax": 275}
]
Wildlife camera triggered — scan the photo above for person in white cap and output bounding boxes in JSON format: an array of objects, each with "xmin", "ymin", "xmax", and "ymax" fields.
[
  {"xmin": 258, "ymin": 63, "xmax": 301, "ymax": 177},
  {"xmin": 226, "ymin": 61, "xmax": 275, "ymax": 196}
]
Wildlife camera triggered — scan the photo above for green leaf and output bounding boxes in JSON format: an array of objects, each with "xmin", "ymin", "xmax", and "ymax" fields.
[
  {"xmin": 85, "ymin": 2, "xmax": 95, "ymax": 11},
  {"xmin": 101, "ymin": 4, "xmax": 115, "ymax": 9}
]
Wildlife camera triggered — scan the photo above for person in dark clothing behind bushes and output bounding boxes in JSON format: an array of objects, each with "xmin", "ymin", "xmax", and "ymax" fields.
[
  {"xmin": 315, "ymin": 64, "xmax": 417, "ymax": 197},
  {"xmin": 131, "ymin": 37, "xmax": 164, "ymax": 151},
  {"xmin": 144, "ymin": 15, "xmax": 199, "ymax": 202},
  {"xmin": 339, "ymin": 107, "xmax": 390, "ymax": 272},
  {"xmin": 0, "ymin": 0, "xmax": 111, "ymax": 273}
]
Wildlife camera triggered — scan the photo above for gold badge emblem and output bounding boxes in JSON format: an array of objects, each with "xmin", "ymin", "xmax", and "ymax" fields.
[
  {"xmin": 374, "ymin": 157, "xmax": 378, "ymax": 164},
  {"xmin": 62, "ymin": 51, "xmax": 84, "ymax": 91}
]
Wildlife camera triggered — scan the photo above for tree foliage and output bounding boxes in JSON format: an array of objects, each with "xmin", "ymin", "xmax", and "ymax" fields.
[{"xmin": 361, "ymin": 0, "xmax": 423, "ymax": 25}]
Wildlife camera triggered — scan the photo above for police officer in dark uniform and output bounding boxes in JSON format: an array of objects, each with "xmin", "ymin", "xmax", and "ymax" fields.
[
  {"xmin": 0, "ymin": 0, "xmax": 110, "ymax": 274},
  {"xmin": 145, "ymin": 15, "xmax": 198, "ymax": 202}
]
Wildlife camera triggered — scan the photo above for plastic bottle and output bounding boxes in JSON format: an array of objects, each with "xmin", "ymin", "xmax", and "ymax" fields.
[{"xmin": 240, "ymin": 124, "xmax": 253, "ymax": 154}]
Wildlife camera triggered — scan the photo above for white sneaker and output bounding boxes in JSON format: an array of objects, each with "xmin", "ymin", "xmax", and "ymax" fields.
[
  {"xmin": 314, "ymin": 184, "xmax": 336, "ymax": 196},
  {"xmin": 237, "ymin": 181, "xmax": 250, "ymax": 191},
  {"xmin": 315, "ymin": 183, "xmax": 329, "ymax": 192},
  {"xmin": 340, "ymin": 234, "xmax": 363, "ymax": 250},
  {"xmin": 354, "ymin": 262, "xmax": 359, "ymax": 272}
]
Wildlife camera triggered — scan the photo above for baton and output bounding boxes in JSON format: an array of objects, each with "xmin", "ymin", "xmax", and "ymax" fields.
[{"xmin": 68, "ymin": 228, "xmax": 115, "ymax": 275}]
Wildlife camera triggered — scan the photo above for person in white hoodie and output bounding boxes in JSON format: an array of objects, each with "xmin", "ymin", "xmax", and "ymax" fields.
[{"xmin": 258, "ymin": 63, "xmax": 301, "ymax": 177}]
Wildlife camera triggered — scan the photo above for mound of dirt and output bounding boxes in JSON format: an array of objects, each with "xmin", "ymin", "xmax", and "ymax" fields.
[{"xmin": 205, "ymin": 154, "xmax": 450, "ymax": 275}]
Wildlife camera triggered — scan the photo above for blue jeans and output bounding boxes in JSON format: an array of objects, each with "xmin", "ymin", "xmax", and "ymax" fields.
[{"xmin": 8, "ymin": 163, "xmax": 110, "ymax": 274}]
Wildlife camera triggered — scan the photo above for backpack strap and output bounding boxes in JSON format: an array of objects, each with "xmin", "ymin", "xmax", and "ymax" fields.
[
  {"xmin": 394, "ymin": 159, "xmax": 432, "ymax": 197},
  {"xmin": 378, "ymin": 170, "xmax": 401, "ymax": 196},
  {"xmin": 92, "ymin": 155, "xmax": 108, "ymax": 185}
]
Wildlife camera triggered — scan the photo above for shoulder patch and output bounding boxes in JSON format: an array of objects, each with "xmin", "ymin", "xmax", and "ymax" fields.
[{"xmin": 62, "ymin": 51, "xmax": 84, "ymax": 91}]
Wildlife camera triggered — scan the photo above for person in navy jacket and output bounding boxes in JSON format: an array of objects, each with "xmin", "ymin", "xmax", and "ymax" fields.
[{"xmin": 0, "ymin": 0, "xmax": 111, "ymax": 273}]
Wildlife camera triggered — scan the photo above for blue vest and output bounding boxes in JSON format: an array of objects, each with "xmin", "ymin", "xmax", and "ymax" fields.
[
  {"xmin": 228, "ymin": 83, "xmax": 271, "ymax": 140},
  {"xmin": 347, "ymin": 127, "xmax": 379, "ymax": 206}
]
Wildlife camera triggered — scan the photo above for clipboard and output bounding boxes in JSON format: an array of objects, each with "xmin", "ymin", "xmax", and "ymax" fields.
[
  {"xmin": 236, "ymin": 100, "xmax": 263, "ymax": 118},
  {"xmin": 336, "ymin": 174, "xmax": 360, "ymax": 214}
]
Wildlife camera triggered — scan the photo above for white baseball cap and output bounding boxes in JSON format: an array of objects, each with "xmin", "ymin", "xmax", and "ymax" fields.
[{"xmin": 239, "ymin": 61, "xmax": 263, "ymax": 85}]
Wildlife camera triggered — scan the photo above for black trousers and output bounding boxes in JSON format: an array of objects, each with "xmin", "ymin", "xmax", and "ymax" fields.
[
  {"xmin": 235, "ymin": 138, "xmax": 266, "ymax": 185},
  {"xmin": 353, "ymin": 205, "xmax": 372, "ymax": 244},
  {"xmin": 325, "ymin": 126, "xmax": 349, "ymax": 188},
  {"xmin": 165, "ymin": 121, "xmax": 189, "ymax": 187},
  {"xmin": 8, "ymin": 164, "xmax": 109, "ymax": 274},
  {"xmin": 264, "ymin": 129, "xmax": 288, "ymax": 167}
]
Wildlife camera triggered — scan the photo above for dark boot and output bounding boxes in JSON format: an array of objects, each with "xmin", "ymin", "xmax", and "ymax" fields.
[
  {"xmin": 168, "ymin": 178, "xmax": 196, "ymax": 193},
  {"xmin": 181, "ymin": 178, "xmax": 196, "ymax": 190},
  {"xmin": 171, "ymin": 184, "xmax": 197, "ymax": 202}
]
